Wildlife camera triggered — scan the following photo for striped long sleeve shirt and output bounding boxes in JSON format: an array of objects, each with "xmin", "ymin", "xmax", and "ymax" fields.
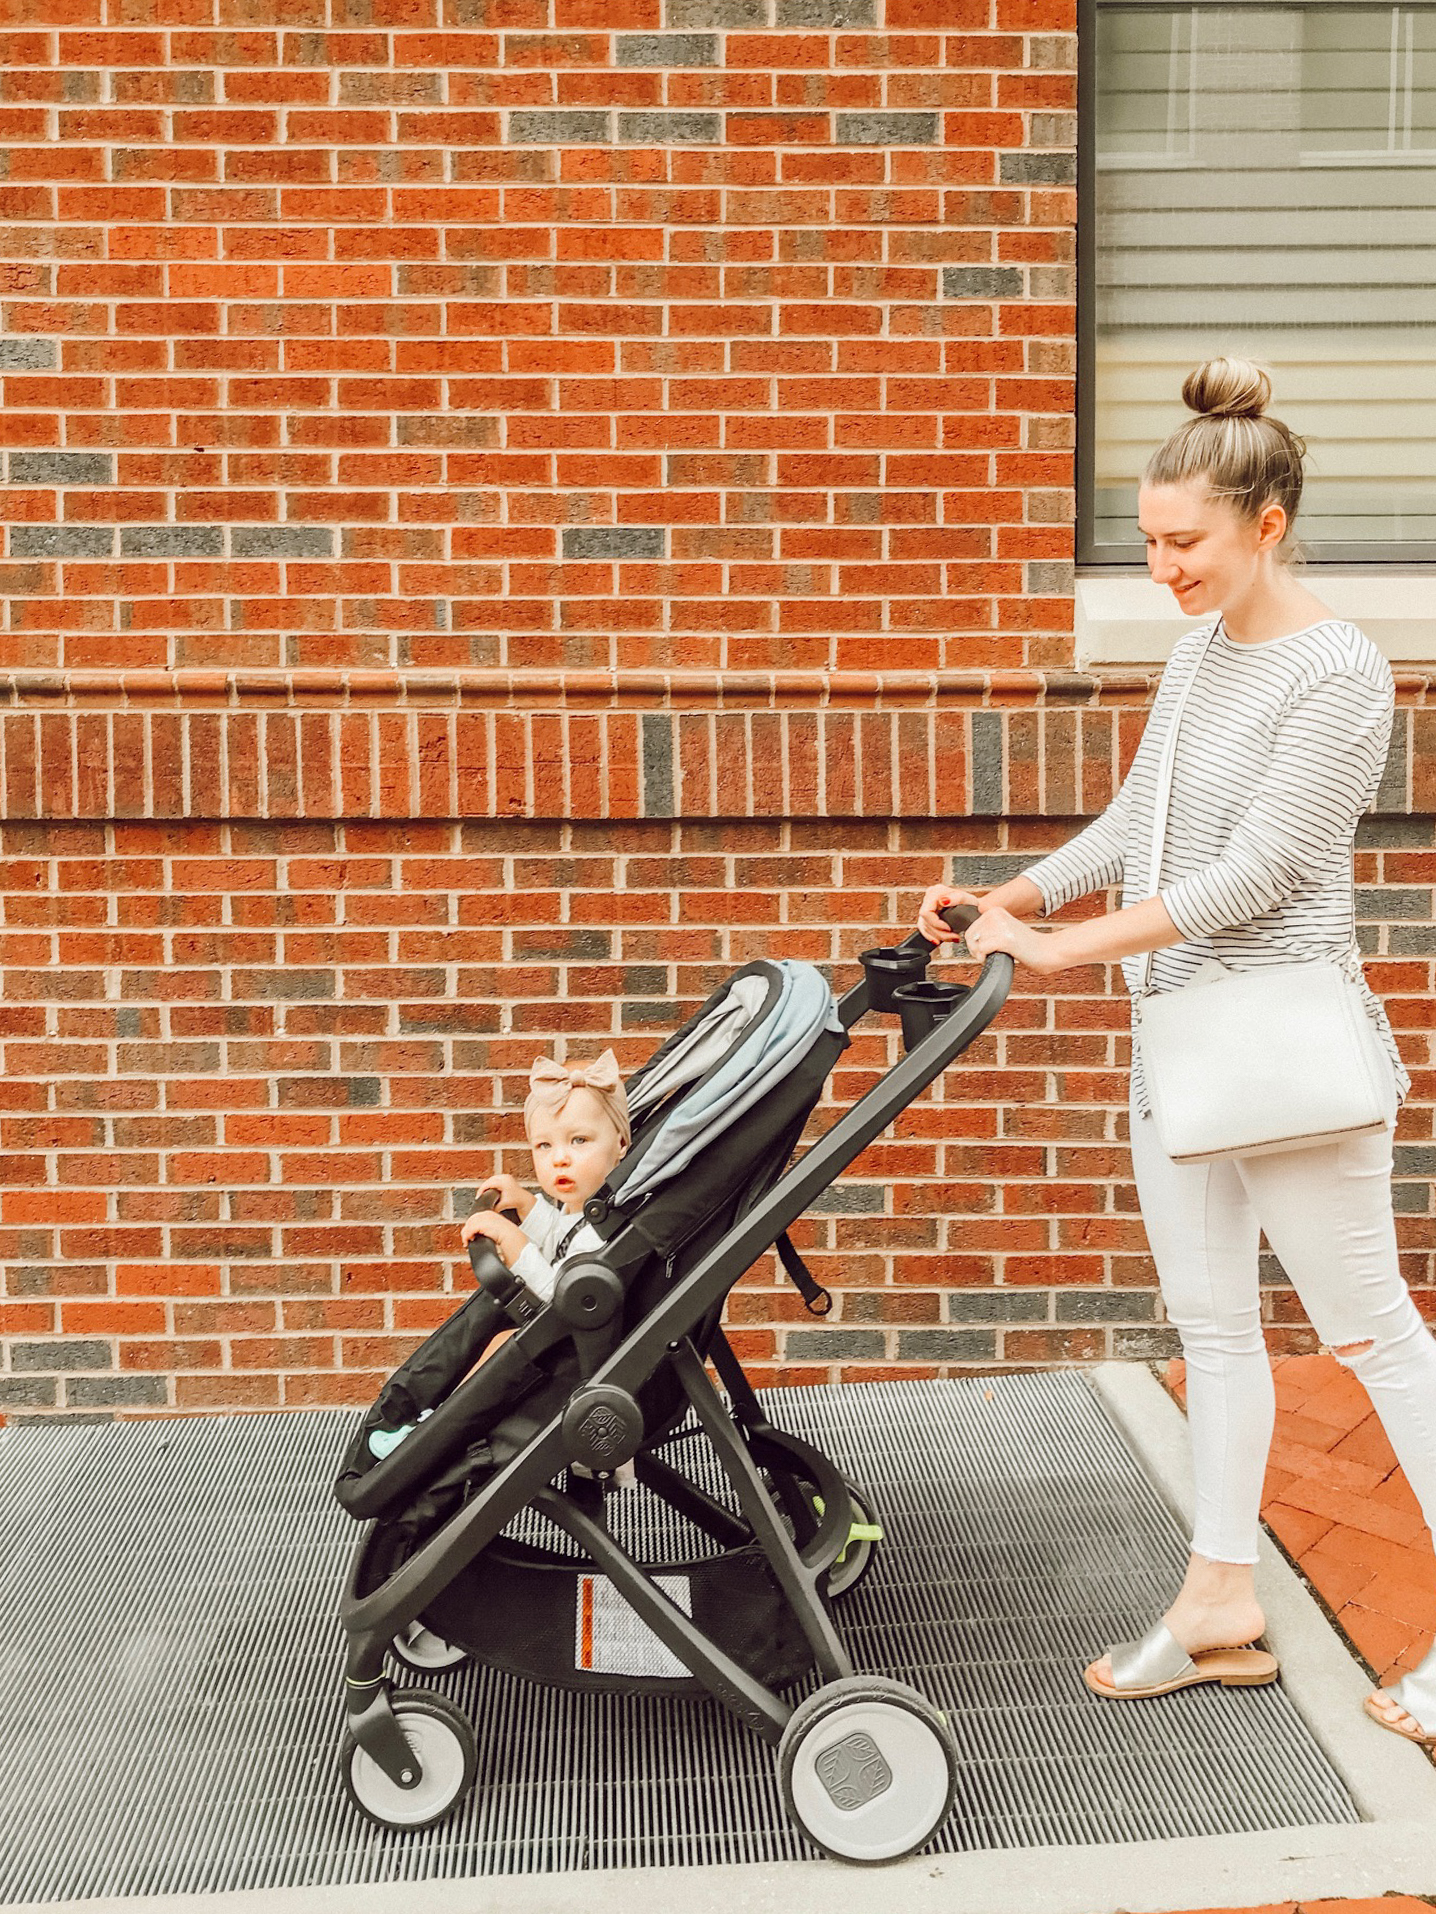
[{"xmin": 1020, "ymin": 617, "xmax": 1408, "ymax": 1120}]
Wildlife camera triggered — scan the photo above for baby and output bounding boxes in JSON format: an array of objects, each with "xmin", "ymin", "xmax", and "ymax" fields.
[
  {"xmin": 460, "ymin": 1049, "xmax": 631, "ymax": 1304},
  {"xmin": 366, "ymin": 1052, "xmax": 629, "ymax": 1462}
]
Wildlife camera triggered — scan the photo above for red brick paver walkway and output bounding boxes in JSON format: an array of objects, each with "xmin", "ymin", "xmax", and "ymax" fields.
[
  {"xmin": 1154, "ymin": 1352, "xmax": 1436, "ymax": 1914},
  {"xmin": 1167, "ymin": 1351, "xmax": 1436, "ymax": 1692},
  {"xmin": 1255, "ymin": 1353, "xmax": 1436, "ymax": 1690},
  {"xmin": 1162, "ymin": 1902, "xmax": 1434, "ymax": 1913},
  {"xmin": 1171, "ymin": 1355, "xmax": 1436, "ymax": 1684}
]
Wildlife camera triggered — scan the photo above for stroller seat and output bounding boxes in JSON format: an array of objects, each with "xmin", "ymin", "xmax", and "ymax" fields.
[{"xmin": 332, "ymin": 910, "xmax": 1011, "ymax": 1866}]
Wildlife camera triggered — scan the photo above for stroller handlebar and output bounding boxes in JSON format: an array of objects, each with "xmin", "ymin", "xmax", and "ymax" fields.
[
  {"xmin": 896, "ymin": 898, "xmax": 980, "ymax": 957},
  {"xmin": 939, "ymin": 899, "xmax": 980, "ymax": 935}
]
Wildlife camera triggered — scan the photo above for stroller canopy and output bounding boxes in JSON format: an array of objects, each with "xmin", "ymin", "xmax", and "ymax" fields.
[{"xmin": 592, "ymin": 959, "xmax": 846, "ymax": 1251}]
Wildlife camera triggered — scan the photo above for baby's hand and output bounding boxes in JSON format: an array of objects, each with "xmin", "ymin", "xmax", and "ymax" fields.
[
  {"xmin": 461, "ymin": 1209, "xmax": 529, "ymax": 1269},
  {"xmin": 475, "ymin": 1173, "xmax": 533, "ymax": 1220}
]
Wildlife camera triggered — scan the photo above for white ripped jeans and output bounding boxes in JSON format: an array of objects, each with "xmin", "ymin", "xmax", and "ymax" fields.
[{"xmin": 1128, "ymin": 1076, "xmax": 1436, "ymax": 1569}]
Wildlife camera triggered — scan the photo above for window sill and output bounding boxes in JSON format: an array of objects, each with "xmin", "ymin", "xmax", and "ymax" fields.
[{"xmin": 1076, "ymin": 570, "xmax": 1436, "ymax": 665}]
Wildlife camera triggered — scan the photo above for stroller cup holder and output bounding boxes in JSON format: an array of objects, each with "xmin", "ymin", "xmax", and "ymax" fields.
[
  {"xmin": 892, "ymin": 979, "xmax": 970, "ymax": 1052},
  {"xmin": 861, "ymin": 900, "xmax": 980, "ymax": 1034},
  {"xmin": 857, "ymin": 942, "xmax": 931, "ymax": 1013}
]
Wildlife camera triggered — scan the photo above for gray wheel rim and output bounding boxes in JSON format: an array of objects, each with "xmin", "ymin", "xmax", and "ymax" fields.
[
  {"xmin": 787, "ymin": 1698, "xmax": 951, "ymax": 1862},
  {"xmin": 347, "ymin": 1709, "xmax": 469, "ymax": 1828}
]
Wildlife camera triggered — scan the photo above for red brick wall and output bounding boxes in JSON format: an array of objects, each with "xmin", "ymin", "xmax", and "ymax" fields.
[
  {"xmin": 2, "ymin": 1, "xmax": 1432, "ymax": 1417},
  {"xmin": 0, "ymin": 1, "xmax": 1078, "ymax": 676},
  {"xmin": 9, "ymin": 812, "xmax": 1111, "ymax": 1414},
  {"xmin": 4, "ymin": 718, "xmax": 1435, "ymax": 1416}
]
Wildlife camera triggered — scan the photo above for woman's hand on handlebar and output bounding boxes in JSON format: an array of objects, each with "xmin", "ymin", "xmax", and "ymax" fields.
[
  {"xmin": 962, "ymin": 905, "xmax": 1068, "ymax": 976},
  {"xmin": 917, "ymin": 885, "xmax": 987, "ymax": 945},
  {"xmin": 919, "ymin": 874, "xmax": 1047, "ymax": 946}
]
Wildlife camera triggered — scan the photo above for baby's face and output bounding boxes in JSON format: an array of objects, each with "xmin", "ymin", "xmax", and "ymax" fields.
[{"xmin": 528, "ymin": 1088, "xmax": 624, "ymax": 1209}]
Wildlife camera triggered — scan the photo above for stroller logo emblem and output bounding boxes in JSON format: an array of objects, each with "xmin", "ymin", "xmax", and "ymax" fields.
[
  {"xmin": 579, "ymin": 1404, "xmax": 625, "ymax": 1459},
  {"xmin": 814, "ymin": 1732, "xmax": 893, "ymax": 1811}
]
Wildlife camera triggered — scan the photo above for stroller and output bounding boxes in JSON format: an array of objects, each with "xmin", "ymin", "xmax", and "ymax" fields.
[{"xmin": 333, "ymin": 906, "xmax": 1011, "ymax": 1865}]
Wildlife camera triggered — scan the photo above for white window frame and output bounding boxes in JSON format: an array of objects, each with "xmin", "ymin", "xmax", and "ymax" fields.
[{"xmin": 1077, "ymin": 568, "xmax": 1436, "ymax": 663}]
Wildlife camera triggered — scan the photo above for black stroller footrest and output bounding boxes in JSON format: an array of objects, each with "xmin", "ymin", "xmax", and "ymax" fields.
[{"xmin": 335, "ymin": 1327, "xmax": 551, "ymax": 1523}]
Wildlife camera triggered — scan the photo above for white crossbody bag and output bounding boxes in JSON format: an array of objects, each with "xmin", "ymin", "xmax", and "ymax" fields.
[{"xmin": 1133, "ymin": 627, "xmax": 1395, "ymax": 1163}]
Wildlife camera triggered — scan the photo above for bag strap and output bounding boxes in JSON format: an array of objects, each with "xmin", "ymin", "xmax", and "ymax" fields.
[{"xmin": 1138, "ymin": 621, "xmax": 1222, "ymax": 996}]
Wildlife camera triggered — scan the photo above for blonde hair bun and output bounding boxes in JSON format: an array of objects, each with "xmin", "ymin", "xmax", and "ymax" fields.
[
  {"xmin": 1146, "ymin": 357, "xmax": 1303, "ymax": 544},
  {"xmin": 1181, "ymin": 356, "xmax": 1271, "ymax": 420}
]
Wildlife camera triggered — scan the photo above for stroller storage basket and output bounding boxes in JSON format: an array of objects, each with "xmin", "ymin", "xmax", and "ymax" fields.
[
  {"xmin": 356, "ymin": 1518, "xmax": 815, "ymax": 1698},
  {"xmin": 335, "ymin": 911, "xmax": 1012, "ymax": 1865}
]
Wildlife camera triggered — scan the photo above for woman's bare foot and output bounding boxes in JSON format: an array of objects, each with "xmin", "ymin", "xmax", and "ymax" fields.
[
  {"xmin": 1365, "ymin": 1688, "xmax": 1431, "ymax": 1741},
  {"xmin": 1087, "ymin": 1554, "xmax": 1265, "ymax": 1690}
]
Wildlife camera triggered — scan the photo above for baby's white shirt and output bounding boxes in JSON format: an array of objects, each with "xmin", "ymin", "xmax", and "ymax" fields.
[{"xmin": 511, "ymin": 1195, "xmax": 605, "ymax": 1302}]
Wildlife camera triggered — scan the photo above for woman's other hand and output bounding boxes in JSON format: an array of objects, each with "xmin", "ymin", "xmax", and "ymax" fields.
[
  {"xmin": 475, "ymin": 1172, "xmax": 533, "ymax": 1220},
  {"xmin": 917, "ymin": 885, "xmax": 987, "ymax": 944},
  {"xmin": 461, "ymin": 1208, "xmax": 529, "ymax": 1267},
  {"xmin": 962, "ymin": 905, "xmax": 1068, "ymax": 976}
]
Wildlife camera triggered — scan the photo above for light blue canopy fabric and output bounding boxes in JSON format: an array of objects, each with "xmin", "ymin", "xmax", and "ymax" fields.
[{"xmin": 614, "ymin": 959, "xmax": 842, "ymax": 1206}]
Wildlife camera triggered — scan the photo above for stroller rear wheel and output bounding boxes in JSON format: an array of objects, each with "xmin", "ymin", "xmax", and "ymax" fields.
[
  {"xmin": 341, "ymin": 1690, "xmax": 476, "ymax": 1830},
  {"xmin": 779, "ymin": 1675, "xmax": 956, "ymax": 1865},
  {"xmin": 391, "ymin": 1620, "xmax": 469, "ymax": 1672}
]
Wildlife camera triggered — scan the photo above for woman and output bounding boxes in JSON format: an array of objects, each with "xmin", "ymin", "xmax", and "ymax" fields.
[{"xmin": 919, "ymin": 356, "xmax": 1436, "ymax": 1744}]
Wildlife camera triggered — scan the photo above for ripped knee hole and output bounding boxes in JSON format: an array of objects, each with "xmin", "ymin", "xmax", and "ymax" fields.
[{"xmin": 1333, "ymin": 1339, "xmax": 1375, "ymax": 1359}]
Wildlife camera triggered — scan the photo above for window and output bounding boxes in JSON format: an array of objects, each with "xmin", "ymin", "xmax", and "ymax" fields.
[{"xmin": 1079, "ymin": 1, "xmax": 1436, "ymax": 563}]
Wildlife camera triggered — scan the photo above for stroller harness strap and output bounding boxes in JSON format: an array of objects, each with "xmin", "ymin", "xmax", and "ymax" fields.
[{"xmin": 775, "ymin": 1231, "xmax": 832, "ymax": 1317}]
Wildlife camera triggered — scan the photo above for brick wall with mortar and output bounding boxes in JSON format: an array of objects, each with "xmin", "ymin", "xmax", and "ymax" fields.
[{"xmin": 2, "ymin": 0, "xmax": 1432, "ymax": 1416}]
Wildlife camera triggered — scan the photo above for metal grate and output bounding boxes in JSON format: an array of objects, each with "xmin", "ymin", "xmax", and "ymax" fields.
[{"xmin": 0, "ymin": 1373, "xmax": 1356, "ymax": 1900}]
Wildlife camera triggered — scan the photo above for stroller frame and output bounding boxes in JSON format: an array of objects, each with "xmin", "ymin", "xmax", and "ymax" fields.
[{"xmin": 338, "ymin": 918, "xmax": 1012, "ymax": 1861}]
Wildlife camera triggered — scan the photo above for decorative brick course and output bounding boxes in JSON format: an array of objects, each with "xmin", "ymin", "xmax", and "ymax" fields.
[{"xmin": 0, "ymin": 671, "xmax": 1156, "ymax": 821}]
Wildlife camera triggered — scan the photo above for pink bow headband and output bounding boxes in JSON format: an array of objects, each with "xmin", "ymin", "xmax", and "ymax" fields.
[{"xmin": 524, "ymin": 1050, "xmax": 631, "ymax": 1150}]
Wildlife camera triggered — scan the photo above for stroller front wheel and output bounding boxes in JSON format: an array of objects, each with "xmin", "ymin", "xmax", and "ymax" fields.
[
  {"xmin": 779, "ymin": 1675, "xmax": 956, "ymax": 1865},
  {"xmin": 391, "ymin": 1620, "xmax": 469, "ymax": 1672},
  {"xmin": 341, "ymin": 1690, "xmax": 477, "ymax": 1830}
]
